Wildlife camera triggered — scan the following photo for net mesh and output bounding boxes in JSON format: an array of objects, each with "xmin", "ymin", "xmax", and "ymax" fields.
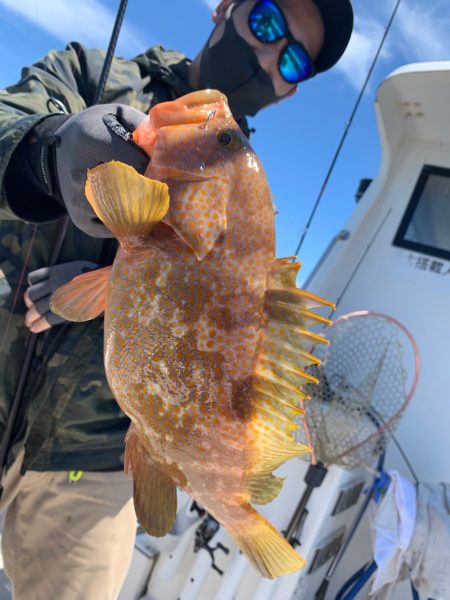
[{"xmin": 297, "ymin": 313, "xmax": 418, "ymax": 469}]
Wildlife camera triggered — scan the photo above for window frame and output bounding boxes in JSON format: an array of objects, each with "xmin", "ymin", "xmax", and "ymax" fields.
[{"xmin": 393, "ymin": 164, "xmax": 450, "ymax": 261}]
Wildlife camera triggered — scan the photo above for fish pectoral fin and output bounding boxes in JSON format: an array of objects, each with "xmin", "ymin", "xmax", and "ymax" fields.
[
  {"xmin": 50, "ymin": 266, "xmax": 111, "ymax": 322},
  {"xmin": 85, "ymin": 161, "xmax": 169, "ymax": 244},
  {"xmin": 125, "ymin": 426, "xmax": 177, "ymax": 537}
]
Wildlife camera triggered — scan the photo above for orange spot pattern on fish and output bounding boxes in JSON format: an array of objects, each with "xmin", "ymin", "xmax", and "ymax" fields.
[
  {"xmin": 107, "ymin": 103, "xmax": 274, "ymax": 498},
  {"xmin": 90, "ymin": 91, "xmax": 330, "ymax": 577}
]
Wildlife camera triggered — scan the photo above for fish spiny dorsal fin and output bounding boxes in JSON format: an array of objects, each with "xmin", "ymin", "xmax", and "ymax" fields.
[{"xmin": 244, "ymin": 258, "xmax": 335, "ymax": 506}]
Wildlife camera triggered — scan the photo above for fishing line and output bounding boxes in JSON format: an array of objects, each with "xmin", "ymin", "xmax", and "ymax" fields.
[
  {"xmin": 331, "ymin": 208, "xmax": 392, "ymax": 316},
  {"xmin": 369, "ymin": 405, "xmax": 420, "ymax": 485},
  {"xmin": 293, "ymin": 0, "xmax": 404, "ymax": 257}
]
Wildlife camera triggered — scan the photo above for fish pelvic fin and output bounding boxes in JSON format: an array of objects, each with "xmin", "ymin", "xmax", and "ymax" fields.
[
  {"xmin": 244, "ymin": 258, "xmax": 335, "ymax": 502},
  {"xmin": 226, "ymin": 504, "xmax": 305, "ymax": 579},
  {"xmin": 125, "ymin": 425, "xmax": 177, "ymax": 537},
  {"xmin": 50, "ymin": 265, "xmax": 111, "ymax": 322},
  {"xmin": 85, "ymin": 161, "xmax": 169, "ymax": 245}
]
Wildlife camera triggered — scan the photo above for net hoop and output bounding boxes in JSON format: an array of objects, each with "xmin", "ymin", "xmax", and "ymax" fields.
[{"xmin": 306, "ymin": 310, "xmax": 420, "ymax": 467}]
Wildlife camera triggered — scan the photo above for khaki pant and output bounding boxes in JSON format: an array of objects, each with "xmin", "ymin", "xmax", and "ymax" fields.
[{"xmin": 0, "ymin": 452, "xmax": 137, "ymax": 600}]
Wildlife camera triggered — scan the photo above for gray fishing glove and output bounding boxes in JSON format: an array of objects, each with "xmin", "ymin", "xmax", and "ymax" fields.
[
  {"xmin": 6, "ymin": 104, "xmax": 149, "ymax": 237},
  {"xmin": 24, "ymin": 261, "xmax": 99, "ymax": 332}
]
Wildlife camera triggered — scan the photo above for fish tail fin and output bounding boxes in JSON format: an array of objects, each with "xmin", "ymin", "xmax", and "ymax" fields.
[
  {"xmin": 85, "ymin": 161, "xmax": 169, "ymax": 244},
  {"xmin": 226, "ymin": 504, "xmax": 305, "ymax": 579}
]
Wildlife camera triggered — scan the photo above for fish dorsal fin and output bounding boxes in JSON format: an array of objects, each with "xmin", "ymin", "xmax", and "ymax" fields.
[
  {"xmin": 50, "ymin": 266, "xmax": 111, "ymax": 322},
  {"xmin": 245, "ymin": 258, "xmax": 335, "ymax": 505},
  {"xmin": 125, "ymin": 425, "xmax": 177, "ymax": 537},
  {"xmin": 85, "ymin": 161, "xmax": 170, "ymax": 245}
]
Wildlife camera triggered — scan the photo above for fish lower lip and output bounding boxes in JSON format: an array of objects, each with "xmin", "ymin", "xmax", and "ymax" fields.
[{"xmin": 180, "ymin": 89, "xmax": 227, "ymax": 106}]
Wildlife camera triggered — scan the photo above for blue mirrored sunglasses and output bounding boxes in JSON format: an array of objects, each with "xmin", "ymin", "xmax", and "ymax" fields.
[{"xmin": 247, "ymin": 0, "xmax": 315, "ymax": 85}]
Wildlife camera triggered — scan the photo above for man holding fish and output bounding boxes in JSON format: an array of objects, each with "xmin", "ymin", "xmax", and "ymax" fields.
[{"xmin": 0, "ymin": 0, "xmax": 353, "ymax": 598}]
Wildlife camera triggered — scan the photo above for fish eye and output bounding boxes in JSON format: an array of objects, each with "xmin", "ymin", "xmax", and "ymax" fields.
[{"xmin": 217, "ymin": 129, "xmax": 243, "ymax": 151}]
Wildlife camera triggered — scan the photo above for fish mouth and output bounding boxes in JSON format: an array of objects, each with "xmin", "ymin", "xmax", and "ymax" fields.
[
  {"xmin": 173, "ymin": 89, "xmax": 229, "ymax": 112},
  {"xmin": 151, "ymin": 89, "xmax": 230, "ymax": 128},
  {"xmin": 133, "ymin": 89, "xmax": 232, "ymax": 157}
]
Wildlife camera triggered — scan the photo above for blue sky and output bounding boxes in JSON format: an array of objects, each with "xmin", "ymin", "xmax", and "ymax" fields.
[{"xmin": 1, "ymin": 0, "xmax": 449, "ymax": 282}]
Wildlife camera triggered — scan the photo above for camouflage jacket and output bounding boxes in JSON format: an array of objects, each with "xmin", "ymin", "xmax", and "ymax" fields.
[{"xmin": 0, "ymin": 42, "xmax": 196, "ymax": 472}]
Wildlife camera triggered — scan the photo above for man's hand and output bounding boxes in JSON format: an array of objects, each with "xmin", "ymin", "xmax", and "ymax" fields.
[
  {"xmin": 24, "ymin": 261, "xmax": 99, "ymax": 333},
  {"xmin": 54, "ymin": 105, "xmax": 149, "ymax": 237},
  {"xmin": 10, "ymin": 104, "xmax": 149, "ymax": 237}
]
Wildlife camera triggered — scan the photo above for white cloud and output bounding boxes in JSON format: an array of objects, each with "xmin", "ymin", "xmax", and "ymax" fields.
[
  {"xmin": 335, "ymin": 15, "xmax": 390, "ymax": 90},
  {"xmin": 394, "ymin": 0, "xmax": 450, "ymax": 62},
  {"xmin": 200, "ymin": 0, "xmax": 217, "ymax": 10},
  {"xmin": 0, "ymin": 0, "xmax": 149, "ymax": 56},
  {"xmin": 330, "ymin": 0, "xmax": 450, "ymax": 91}
]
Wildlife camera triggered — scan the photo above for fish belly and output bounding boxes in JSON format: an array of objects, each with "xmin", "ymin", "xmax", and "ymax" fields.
[{"xmin": 104, "ymin": 244, "xmax": 266, "ymax": 476}]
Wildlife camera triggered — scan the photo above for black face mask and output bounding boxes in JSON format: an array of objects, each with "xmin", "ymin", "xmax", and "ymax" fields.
[{"xmin": 199, "ymin": 6, "xmax": 284, "ymax": 119}]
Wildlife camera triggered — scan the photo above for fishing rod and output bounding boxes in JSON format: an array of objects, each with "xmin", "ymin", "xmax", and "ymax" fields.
[
  {"xmin": 93, "ymin": 0, "xmax": 129, "ymax": 106},
  {"xmin": 0, "ymin": 0, "xmax": 129, "ymax": 494},
  {"xmin": 294, "ymin": 0, "xmax": 404, "ymax": 257}
]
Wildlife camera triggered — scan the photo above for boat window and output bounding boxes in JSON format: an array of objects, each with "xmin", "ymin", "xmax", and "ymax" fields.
[{"xmin": 393, "ymin": 165, "xmax": 450, "ymax": 260}]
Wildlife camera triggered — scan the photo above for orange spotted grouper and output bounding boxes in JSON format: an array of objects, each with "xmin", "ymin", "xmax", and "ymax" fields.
[{"xmin": 51, "ymin": 89, "xmax": 334, "ymax": 579}]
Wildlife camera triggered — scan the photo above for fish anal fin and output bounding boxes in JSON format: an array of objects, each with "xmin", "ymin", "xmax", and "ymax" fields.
[
  {"xmin": 247, "ymin": 472, "xmax": 285, "ymax": 505},
  {"xmin": 125, "ymin": 425, "xmax": 177, "ymax": 537},
  {"xmin": 133, "ymin": 465, "xmax": 177, "ymax": 538},
  {"xmin": 227, "ymin": 504, "xmax": 305, "ymax": 578},
  {"xmin": 50, "ymin": 266, "xmax": 111, "ymax": 322},
  {"xmin": 85, "ymin": 161, "xmax": 169, "ymax": 244}
]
